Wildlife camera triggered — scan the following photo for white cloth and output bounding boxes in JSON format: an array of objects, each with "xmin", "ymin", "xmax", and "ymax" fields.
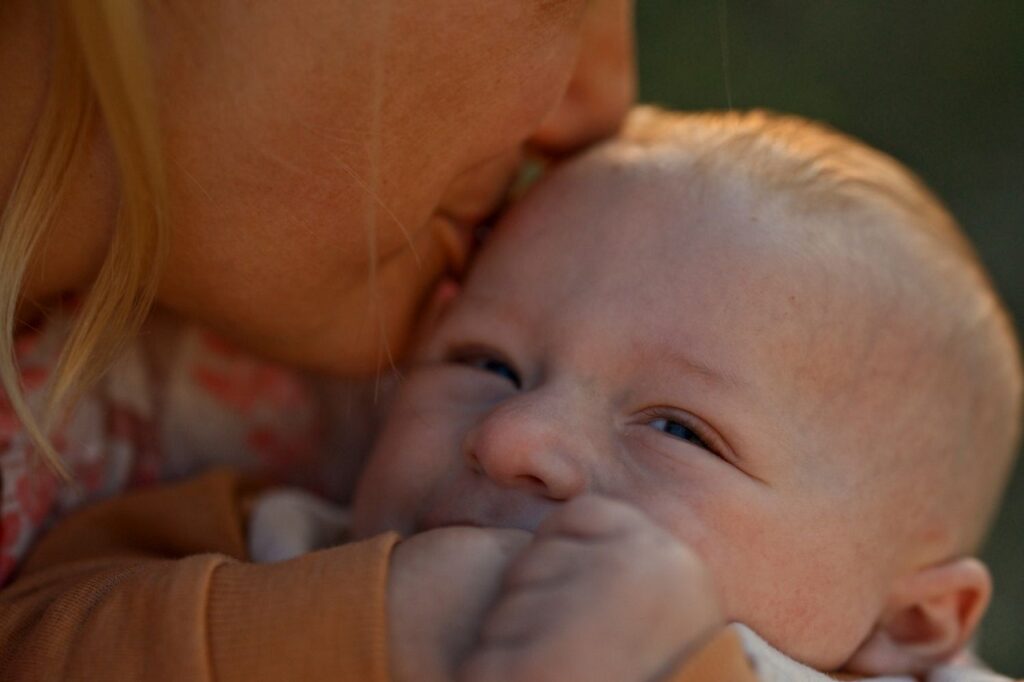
[
  {"xmin": 734, "ymin": 624, "xmax": 1014, "ymax": 682},
  {"xmin": 248, "ymin": 488, "xmax": 350, "ymax": 563}
]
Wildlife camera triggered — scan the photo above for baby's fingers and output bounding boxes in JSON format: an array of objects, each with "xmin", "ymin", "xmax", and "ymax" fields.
[
  {"xmin": 461, "ymin": 594, "xmax": 607, "ymax": 682},
  {"xmin": 502, "ymin": 536, "xmax": 587, "ymax": 589},
  {"xmin": 459, "ymin": 645, "xmax": 566, "ymax": 682},
  {"xmin": 477, "ymin": 582, "xmax": 565, "ymax": 646}
]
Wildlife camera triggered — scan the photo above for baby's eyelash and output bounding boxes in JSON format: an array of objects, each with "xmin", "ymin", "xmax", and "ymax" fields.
[
  {"xmin": 447, "ymin": 346, "xmax": 522, "ymax": 389},
  {"xmin": 638, "ymin": 408, "xmax": 721, "ymax": 456}
]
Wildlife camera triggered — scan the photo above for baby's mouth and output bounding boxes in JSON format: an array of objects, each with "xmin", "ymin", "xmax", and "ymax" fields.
[
  {"xmin": 418, "ymin": 512, "xmax": 547, "ymax": 535},
  {"xmin": 415, "ymin": 483, "xmax": 557, "ymax": 535}
]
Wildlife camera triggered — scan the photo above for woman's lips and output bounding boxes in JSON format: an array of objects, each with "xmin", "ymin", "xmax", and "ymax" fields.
[
  {"xmin": 433, "ymin": 212, "xmax": 477, "ymax": 278},
  {"xmin": 434, "ymin": 152, "xmax": 522, "ymax": 277},
  {"xmin": 435, "ymin": 179, "xmax": 514, "ymax": 275}
]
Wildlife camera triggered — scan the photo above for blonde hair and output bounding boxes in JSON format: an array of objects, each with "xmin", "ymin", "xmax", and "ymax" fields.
[
  {"xmin": 619, "ymin": 107, "xmax": 1023, "ymax": 550},
  {"xmin": 0, "ymin": 1, "xmax": 168, "ymax": 478}
]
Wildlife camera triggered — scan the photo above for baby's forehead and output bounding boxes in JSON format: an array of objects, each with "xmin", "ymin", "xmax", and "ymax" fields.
[
  {"xmin": 547, "ymin": 147, "xmax": 916, "ymax": 303},
  {"xmin": 498, "ymin": 147, "xmax": 954, "ymax": 449},
  {"xmin": 574, "ymin": 142, "xmax": 947, "ymax": 285},
  {"xmin": 508, "ymin": 162, "xmax": 900, "ymax": 378}
]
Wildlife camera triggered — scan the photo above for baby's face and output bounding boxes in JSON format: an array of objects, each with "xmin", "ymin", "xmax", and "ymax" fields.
[{"xmin": 353, "ymin": 156, "xmax": 931, "ymax": 668}]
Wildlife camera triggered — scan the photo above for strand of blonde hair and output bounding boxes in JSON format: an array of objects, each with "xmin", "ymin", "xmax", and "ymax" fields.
[{"xmin": 0, "ymin": 1, "xmax": 168, "ymax": 479}]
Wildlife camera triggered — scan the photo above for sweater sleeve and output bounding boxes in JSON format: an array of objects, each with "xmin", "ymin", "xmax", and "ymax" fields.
[{"xmin": 0, "ymin": 469, "xmax": 399, "ymax": 682}]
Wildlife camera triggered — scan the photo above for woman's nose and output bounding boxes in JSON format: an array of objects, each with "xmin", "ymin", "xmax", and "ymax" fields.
[
  {"xmin": 464, "ymin": 395, "xmax": 589, "ymax": 500},
  {"xmin": 527, "ymin": 0, "xmax": 637, "ymax": 156}
]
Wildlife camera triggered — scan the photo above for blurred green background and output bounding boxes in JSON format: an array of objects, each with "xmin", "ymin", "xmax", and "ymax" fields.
[{"xmin": 634, "ymin": 1, "xmax": 1022, "ymax": 673}]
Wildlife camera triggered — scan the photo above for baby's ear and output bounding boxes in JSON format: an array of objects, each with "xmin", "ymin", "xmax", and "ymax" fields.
[{"xmin": 845, "ymin": 557, "xmax": 991, "ymax": 676}]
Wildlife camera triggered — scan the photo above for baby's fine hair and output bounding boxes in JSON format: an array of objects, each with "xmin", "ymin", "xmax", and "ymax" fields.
[{"xmin": 614, "ymin": 107, "xmax": 1022, "ymax": 552}]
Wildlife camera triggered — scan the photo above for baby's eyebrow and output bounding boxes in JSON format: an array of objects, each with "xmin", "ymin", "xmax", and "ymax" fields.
[
  {"xmin": 656, "ymin": 345, "xmax": 745, "ymax": 392},
  {"xmin": 456, "ymin": 290, "xmax": 536, "ymax": 330}
]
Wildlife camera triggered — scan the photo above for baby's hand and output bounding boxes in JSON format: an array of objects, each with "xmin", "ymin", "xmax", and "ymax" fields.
[
  {"xmin": 460, "ymin": 496, "xmax": 723, "ymax": 682},
  {"xmin": 388, "ymin": 526, "xmax": 532, "ymax": 682}
]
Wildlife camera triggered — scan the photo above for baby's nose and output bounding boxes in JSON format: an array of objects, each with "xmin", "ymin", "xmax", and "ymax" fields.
[{"xmin": 463, "ymin": 396, "xmax": 589, "ymax": 500}]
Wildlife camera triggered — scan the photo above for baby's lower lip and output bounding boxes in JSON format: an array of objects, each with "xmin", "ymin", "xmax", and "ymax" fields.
[
  {"xmin": 416, "ymin": 506, "xmax": 545, "ymax": 534},
  {"xmin": 414, "ymin": 505, "xmax": 482, "ymax": 533},
  {"xmin": 414, "ymin": 507, "xmax": 478, "ymax": 533},
  {"xmin": 416, "ymin": 517, "xmax": 482, "ymax": 532}
]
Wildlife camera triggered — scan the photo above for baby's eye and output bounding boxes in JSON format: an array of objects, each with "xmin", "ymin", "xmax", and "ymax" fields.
[
  {"xmin": 649, "ymin": 417, "xmax": 711, "ymax": 451},
  {"xmin": 452, "ymin": 350, "xmax": 522, "ymax": 389}
]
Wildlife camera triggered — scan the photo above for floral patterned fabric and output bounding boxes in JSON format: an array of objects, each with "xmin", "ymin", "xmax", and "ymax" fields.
[{"xmin": 1, "ymin": 309, "xmax": 338, "ymax": 585}]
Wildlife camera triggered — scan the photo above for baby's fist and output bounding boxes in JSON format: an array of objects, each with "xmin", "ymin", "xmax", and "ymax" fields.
[
  {"xmin": 460, "ymin": 496, "xmax": 723, "ymax": 682},
  {"xmin": 389, "ymin": 526, "xmax": 531, "ymax": 682}
]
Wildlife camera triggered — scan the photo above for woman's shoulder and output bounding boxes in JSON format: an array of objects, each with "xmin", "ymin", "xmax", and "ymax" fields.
[
  {"xmin": 149, "ymin": 309, "xmax": 326, "ymax": 486},
  {"xmin": 1, "ymin": 305, "xmax": 374, "ymax": 584},
  {"xmin": 2, "ymin": 305, "xmax": 122, "ymax": 582}
]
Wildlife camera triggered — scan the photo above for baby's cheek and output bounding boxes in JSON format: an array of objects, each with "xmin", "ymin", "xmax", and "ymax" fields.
[
  {"xmin": 351, "ymin": 399, "xmax": 451, "ymax": 534},
  {"xmin": 699, "ymin": 504, "xmax": 884, "ymax": 669},
  {"xmin": 749, "ymin": 577, "xmax": 881, "ymax": 670}
]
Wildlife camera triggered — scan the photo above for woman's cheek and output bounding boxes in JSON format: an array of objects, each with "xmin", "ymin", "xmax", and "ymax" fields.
[{"xmin": 353, "ymin": 226, "xmax": 452, "ymax": 372}]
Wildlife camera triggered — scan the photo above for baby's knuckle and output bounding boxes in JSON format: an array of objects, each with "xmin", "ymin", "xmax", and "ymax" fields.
[
  {"xmin": 461, "ymin": 649, "xmax": 555, "ymax": 682},
  {"xmin": 502, "ymin": 654, "xmax": 559, "ymax": 682},
  {"xmin": 502, "ymin": 552, "xmax": 552, "ymax": 588},
  {"xmin": 458, "ymin": 651, "xmax": 506, "ymax": 682}
]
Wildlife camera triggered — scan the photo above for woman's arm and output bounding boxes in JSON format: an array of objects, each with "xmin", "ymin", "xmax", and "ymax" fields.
[
  {"xmin": 1, "ymin": 469, "xmax": 765, "ymax": 682},
  {"xmin": 0, "ymin": 470, "xmax": 396, "ymax": 682}
]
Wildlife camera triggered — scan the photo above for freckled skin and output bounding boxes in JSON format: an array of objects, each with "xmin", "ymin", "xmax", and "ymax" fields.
[
  {"xmin": 6, "ymin": 0, "xmax": 637, "ymax": 374},
  {"xmin": 353, "ymin": 150, "xmax": 949, "ymax": 669}
]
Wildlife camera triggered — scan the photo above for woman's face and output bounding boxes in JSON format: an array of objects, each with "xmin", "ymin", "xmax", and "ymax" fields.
[{"xmin": 149, "ymin": 0, "xmax": 635, "ymax": 374}]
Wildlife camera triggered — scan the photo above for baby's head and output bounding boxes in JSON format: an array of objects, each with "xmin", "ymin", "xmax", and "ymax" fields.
[{"xmin": 353, "ymin": 108, "xmax": 1022, "ymax": 673}]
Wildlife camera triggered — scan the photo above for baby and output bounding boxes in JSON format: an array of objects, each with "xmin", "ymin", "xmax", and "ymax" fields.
[{"xmin": 251, "ymin": 107, "xmax": 1022, "ymax": 680}]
